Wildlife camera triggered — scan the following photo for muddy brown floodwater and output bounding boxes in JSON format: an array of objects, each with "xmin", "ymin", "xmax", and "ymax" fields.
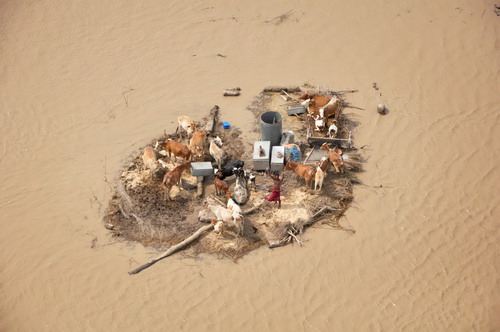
[{"xmin": 0, "ymin": 1, "xmax": 499, "ymax": 331}]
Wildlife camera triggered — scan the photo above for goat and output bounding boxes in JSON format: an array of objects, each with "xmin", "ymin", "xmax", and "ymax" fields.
[
  {"xmin": 177, "ymin": 115, "xmax": 195, "ymax": 138},
  {"xmin": 214, "ymin": 159, "xmax": 245, "ymax": 180},
  {"xmin": 142, "ymin": 146, "xmax": 160, "ymax": 179},
  {"xmin": 319, "ymin": 156, "xmax": 330, "ymax": 174},
  {"xmin": 164, "ymin": 139, "xmax": 191, "ymax": 163},
  {"xmin": 314, "ymin": 163, "xmax": 325, "ymax": 191},
  {"xmin": 209, "ymin": 136, "xmax": 224, "ymax": 167},
  {"xmin": 328, "ymin": 120, "xmax": 338, "ymax": 138},
  {"xmin": 211, "ymin": 219, "xmax": 225, "ymax": 235},
  {"xmin": 313, "ymin": 112, "xmax": 325, "ymax": 131},
  {"xmin": 189, "ymin": 130, "xmax": 206, "ymax": 160},
  {"xmin": 226, "ymin": 192, "xmax": 242, "ymax": 214},
  {"xmin": 284, "ymin": 161, "xmax": 316, "ymax": 188},
  {"xmin": 162, "ymin": 160, "xmax": 192, "ymax": 201},
  {"xmin": 320, "ymin": 143, "xmax": 344, "ymax": 173},
  {"xmin": 208, "ymin": 204, "xmax": 244, "ymax": 236},
  {"xmin": 232, "ymin": 172, "xmax": 248, "ymax": 205},
  {"xmin": 244, "ymin": 170, "xmax": 257, "ymax": 191},
  {"xmin": 214, "ymin": 172, "xmax": 229, "ymax": 196}
]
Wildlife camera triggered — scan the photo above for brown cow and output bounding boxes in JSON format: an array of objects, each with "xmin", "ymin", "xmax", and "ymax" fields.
[
  {"xmin": 320, "ymin": 143, "xmax": 344, "ymax": 173},
  {"xmin": 284, "ymin": 161, "xmax": 316, "ymax": 188},
  {"xmin": 189, "ymin": 130, "xmax": 206, "ymax": 160},
  {"xmin": 300, "ymin": 92, "xmax": 331, "ymax": 108},
  {"xmin": 320, "ymin": 96, "xmax": 341, "ymax": 119},
  {"xmin": 162, "ymin": 160, "xmax": 192, "ymax": 201},
  {"xmin": 164, "ymin": 139, "xmax": 191, "ymax": 163}
]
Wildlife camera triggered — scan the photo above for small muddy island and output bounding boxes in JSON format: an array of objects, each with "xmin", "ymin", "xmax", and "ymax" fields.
[{"xmin": 103, "ymin": 86, "xmax": 364, "ymax": 274}]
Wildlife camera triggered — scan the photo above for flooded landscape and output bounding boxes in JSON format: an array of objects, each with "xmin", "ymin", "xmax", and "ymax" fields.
[{"xmin": 1, "ymin": 1, "xmax": 499, "ymax": 331}]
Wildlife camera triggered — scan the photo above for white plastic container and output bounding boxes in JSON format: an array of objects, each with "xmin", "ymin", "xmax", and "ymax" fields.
[
  {"xmin": 270, "ymin": 146, "xmax": 285, "ymax": 172},
  {"xmin": 252, "ymin": 141, "xmax": 271, "ymax": 171}
]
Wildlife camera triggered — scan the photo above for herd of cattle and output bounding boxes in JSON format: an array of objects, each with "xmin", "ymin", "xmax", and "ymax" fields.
[
  {"xmin": 139, "ymin": 95, "xmax": 348, "ymax": 236},
  {"xmin": 299, "ymin": 92, "xmax": 341, "ymax": 138},
  {"xmin": 140, "ymin": 115, "xmax": 251, "ymax": 203}
]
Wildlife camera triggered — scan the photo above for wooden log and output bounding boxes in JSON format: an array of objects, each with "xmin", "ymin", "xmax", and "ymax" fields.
[
  {"xmin": 204, "ymin": 105, "xmax": 219, "ymax": 135},
  {"xmin": 223, "ymin": 88, "xmax": 241, "ymax": 96},
  {"xmin": 263, "ymin": 86, "xmax": 302, "ymax": 93},
  {"xmin": 241, "ymin": 199, "xmax": 265, "ymax": 215},
  {"xmin": 128, "ymin": 224, "xmax": 214, "ymax": 275}
]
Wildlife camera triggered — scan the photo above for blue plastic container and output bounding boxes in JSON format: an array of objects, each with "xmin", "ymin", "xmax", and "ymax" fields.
[{"xmin": 222, "ymin": 121, "xmax": 230, "ymax": 129}]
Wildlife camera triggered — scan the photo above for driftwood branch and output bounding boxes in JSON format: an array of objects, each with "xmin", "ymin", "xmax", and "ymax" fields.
[
  {"xmin": 263, "ymin": 86, "xmax": 302, "ymax": 93},
  {"xmin": 223, "ymin": 88, "xmax": 241, "ymax": 96},
  {"xmin": 287, "ymin": 230, "xmax": 303, "ymax": 246},
  {"xmin": 128, "ymin": 224, "xmax": 214, "ymax": 275},
  {"xmin": 241, "ymin": 200, "xmax": 265, "ymax": 215}
]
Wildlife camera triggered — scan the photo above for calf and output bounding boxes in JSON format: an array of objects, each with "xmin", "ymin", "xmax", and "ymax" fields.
[
  {"xmin": 162, "ymin": 161, "xmax": 192, "ymax": 201},
  {"xmin": 164, "ymin": 139, "xmax": 191, "ymax": 163},
  {"xmin": 314, "ymin": 163, "xmax": 325, "ymax": 191},
  {"xmin": 189, "ymin": 130, "xmax": 206, "ymax": 160},
  {"xmin": 142, "ymin": 146, "xmax": 160, "ymax": 179},
  {"xmin": 209, "ymin": 137, "xmax": 224, "ymax": 167},
  {"xmin": 320, "ymin": 143, "xmax": 344, "ymax": 173},
  {"xmin": 214, "ymin": 173, "xmax": 229, "ymax": 196},
  {"xmin": 177, "ymin": 115, "xmax": 195, "ymax": 138}
]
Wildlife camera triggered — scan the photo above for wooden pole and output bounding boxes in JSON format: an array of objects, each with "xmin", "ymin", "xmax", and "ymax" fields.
[{"xmin": 128, "ymin": 224, "xmax": 214, "ymax": 275}]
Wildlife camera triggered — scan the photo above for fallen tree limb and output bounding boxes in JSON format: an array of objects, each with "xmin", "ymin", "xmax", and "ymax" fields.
[
  {"xmin": 203, "ymin": 105, "xmax": 219, "ymax": 135},
  {"xmin": 287, "ymin": 230, "xmax": 303, "ymax": 246},
  {"xmin": 223, "ymin": 88, "xmax": 241, "ymax": 96},
  {"xmin": 241, "ymin": 200, "xmax": 265, "ymax": 215},
  {"xmin": 263, "ymin": 86, "xmax": 301, "ymax": 93},
  {"xmin": 128, "ymin": 224, "xmax": 214, "ymax": 275}
]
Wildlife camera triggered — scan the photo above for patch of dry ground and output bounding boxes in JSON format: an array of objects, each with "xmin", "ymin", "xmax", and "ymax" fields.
[{"xmin": 103, "ymin": 87, "xmax": 363, "ymax": 259}]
